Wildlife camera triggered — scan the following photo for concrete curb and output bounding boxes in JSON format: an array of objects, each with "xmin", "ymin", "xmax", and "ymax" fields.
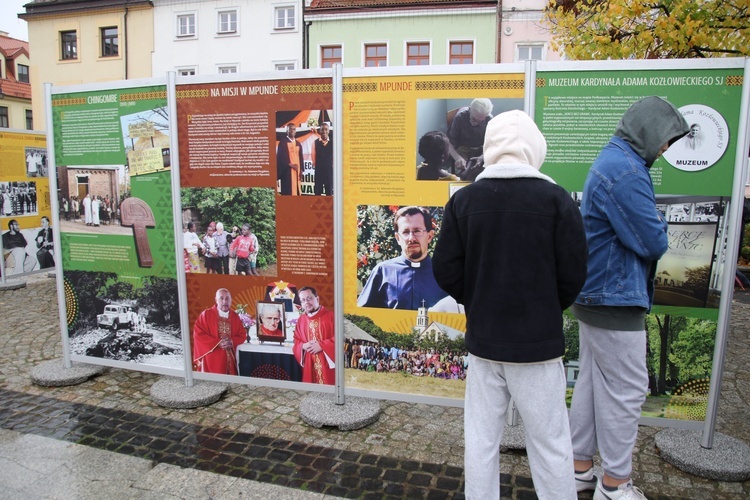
[
  {"xmin": 150, "ymin": 377, "xmax": 228, "ymax": 409},
  {"xmin": 655, "ymin": 428, "xmax": 750, "ymax": 481},
  {"xmin": 0, "ymin": 279, "xmax": 27, "ymax": 291},
  {"xmin": 30, "ymin": 358, "xmax": 105, "ymax": 387},
  {"xmin": 299, "ymin": 392, "xmax": 381, "ymax": 431}
]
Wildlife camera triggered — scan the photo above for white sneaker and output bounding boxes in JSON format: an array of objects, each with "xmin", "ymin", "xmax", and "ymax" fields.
[
  {"xmin": 593, "ymin": 479, "xmax": 647, "ymax": 500},
  {"xmin": 575, "ymin": 467, "xmax": 598, "ymax": 492}
]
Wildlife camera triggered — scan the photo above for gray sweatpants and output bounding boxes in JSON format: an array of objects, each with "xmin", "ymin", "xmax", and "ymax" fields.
[
  {"xmin": 569, "ymin": 321, "xmax": 649, "ymax": 480},
  {"xmin": 464, "ymin": 354, "xmax": 576, "ymax": 500}
]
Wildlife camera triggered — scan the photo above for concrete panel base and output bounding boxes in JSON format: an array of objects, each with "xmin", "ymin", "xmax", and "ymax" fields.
[
  {"xmin": 656, "ymin": 428, "xmax": 750, "ymax": 481},
  {"xmin": 30, "ymin": 358, "xmax": 105, "ymax": 387},
  {"xmin": 150, "ymin": 377, "xmax": 228, "ymax": 409},
  {"xmin": 299, "ymin": 392, "xmax": 381, "ymax": 431}
]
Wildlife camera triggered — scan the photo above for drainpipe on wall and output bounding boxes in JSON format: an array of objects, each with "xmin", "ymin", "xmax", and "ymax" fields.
[
  {"xmin": 303, "ymin": 21, "xmax": 311, "ymax": 69},
  {"xmin": 496, "ymin": 0, "xmax": 502, "ymax": 63},
  {"xmin": 124, "ymin": 7, "xmax": 129, "ymax": 79}
]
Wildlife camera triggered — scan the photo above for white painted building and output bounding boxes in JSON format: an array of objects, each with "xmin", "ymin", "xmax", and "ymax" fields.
[{"xmin": 151, "ymin": 0, "xmax": 304, "ymax": 76}]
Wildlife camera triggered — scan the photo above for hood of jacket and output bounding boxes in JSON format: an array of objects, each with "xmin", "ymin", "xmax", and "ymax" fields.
[
  {"xmin": 614, "ymin": 96, "xmax": 690, "ymax": 167},
  {"xmin": 482, "ymin": 109, "xmax": 547, "ymax": 170},
  {"xmin": 477, "ymin": 109, "xmax": 555, "ymax": 184}
]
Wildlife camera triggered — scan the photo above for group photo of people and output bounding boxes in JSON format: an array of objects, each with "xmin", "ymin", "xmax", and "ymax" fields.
[
  {"xmin": 1, "ymin": 182, "xmax": 37, "ymax": 217},
  {"xmin": 57, "ymin": 192, "xmax": 132, "ymax": 238},
  {"xmin": 181, "ymin": 187, "xmax": 276, "ymax": 276},
  {"xmin": 66, "ymin": 194, "xmax": 120, "ymax": 227},
  {"xmin": 183, "ymin": 221, "xmax": 264, "ymax": 275},
  {"xmin": 346, "ymin": 340, "xmax": 468, "ymax": 380},
  {"xmin": 55, "ymin": 165, "xmax": 130, "ymax": 234}
]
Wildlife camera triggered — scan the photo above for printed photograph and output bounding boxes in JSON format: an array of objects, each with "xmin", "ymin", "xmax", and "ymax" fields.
[
  {"xmin": 24, "ymin": 147, "xmax": 48, "ymax": 178},
  {"xmin": 356, "ymin": 204, "xmax": 451, "ymax": 311},
  {"xmin": 563, "ymin": 312, "xmax": 718, "ymax": 422},
  {"xmin": 415, "ymin": 98, "xmax": 523, "ymax": 182},
  {"xmin": 180, "ymin": 187, "xmax": 276, "ymax": 276},
  {"xmin": 64, "ymin": 270, "xmax": 183, "ymax": 369},
  {"xmin": 57, "ymin": 165, "xmax": 131, "ymax": 235},
  {"xmin": 1, "ymin": 181, "xmax": 37, "ymax": 217},
  {"xmin": 121, "ymin": 106, "xmax": 171, "ymax": 176},
  {"xmin": 1, "ymin": 216, "xmax": 53, "ymax": 276},
  {"xmin": 275, "ymin": 109, "xmax": 334, "ymax": 196},
  {"xmin": 654, "ymin": 196, "xmax": 725, "ymax": 308},
  {"xmin": 255, "ymin": 301, "xmax": 286, "ymax": 342}
]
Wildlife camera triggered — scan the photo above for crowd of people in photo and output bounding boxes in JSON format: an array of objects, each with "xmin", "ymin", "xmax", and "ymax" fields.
[
  {"xmin": 58, "ymin": 194, "xmax": 119, "ymax": 226},
  {"xmin": 345, "ymin": 339, "xmax": 468, "ymax": 380},
  {"xmin": 2, "ymin": 184, "xmax": 37, "ymax": 217},
  {"xmin": 183, "ymin": 221, "xmax": 261, "ymax": 275}
]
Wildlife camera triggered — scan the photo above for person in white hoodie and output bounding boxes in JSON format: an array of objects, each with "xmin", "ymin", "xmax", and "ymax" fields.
[{"xmin": 433, "ymin": 110, "xmax": 588, "ymax": 500}]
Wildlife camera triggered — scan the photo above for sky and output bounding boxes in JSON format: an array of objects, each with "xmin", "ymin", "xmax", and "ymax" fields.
[{"xmin": 1, "ymin": 0, "xmax": 29, "ymax": 41}]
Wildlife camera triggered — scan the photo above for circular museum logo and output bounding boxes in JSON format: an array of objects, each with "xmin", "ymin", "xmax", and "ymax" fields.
[{"xmin": 662, "ymin": 104, "xmax": 729, "ymax": 173}]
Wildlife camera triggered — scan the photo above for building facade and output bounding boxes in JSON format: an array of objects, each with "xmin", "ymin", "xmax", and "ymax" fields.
[
  {"xmin": 500, "ymin": 0, "xmax": 561, "ymax": 63},
  {"xmin": 0, "ymin": 32, "xmax": 32, "ymax": 130},
  {"xmin": 305, "ymin": 0, "xmax": 499, "ymax": 68},
  {"xmin": 152, "ymin": 0, "xmax": 304, "ymax": 75},
  {"xmin": 305, "ymin": 0, "xmax": 560, "ymax": 68},
  {"xmin": 19, "ymin": 0, "xmax": 155, "ymax": 131}
]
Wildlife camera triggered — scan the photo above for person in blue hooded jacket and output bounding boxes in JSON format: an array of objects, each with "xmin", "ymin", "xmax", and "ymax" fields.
[{"xmin": 570, "ymin": 96, "xmax": 689, "ymax": 500}]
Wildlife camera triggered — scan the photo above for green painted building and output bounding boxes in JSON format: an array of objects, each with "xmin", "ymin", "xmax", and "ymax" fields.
[{"xmin": 304, "ymin": 0, "xmax": 499, "ymax": 68}]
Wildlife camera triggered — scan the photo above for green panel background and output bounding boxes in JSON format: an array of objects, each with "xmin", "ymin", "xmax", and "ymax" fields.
[
  {"xmin": 535, "ymin": 68, "xmax": 744, "ymax": 195},
  {"xmin": 52, "ymin": 85, "xmax": 175, "ymax": 280}
]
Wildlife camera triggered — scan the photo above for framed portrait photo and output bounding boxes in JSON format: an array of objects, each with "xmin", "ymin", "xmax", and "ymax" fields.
[{"xmin": 256, "ymin": 301, "xmax": 286, "ymax": 342}]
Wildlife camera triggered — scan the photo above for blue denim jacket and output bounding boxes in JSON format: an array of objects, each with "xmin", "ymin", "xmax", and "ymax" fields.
[{"xmin": 575, "ymin": 136, "xmax": 669, "ymax": 310}]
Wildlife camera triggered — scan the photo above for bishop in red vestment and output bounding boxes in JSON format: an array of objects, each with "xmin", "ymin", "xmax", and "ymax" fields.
[
  {"xmin": 193, "ymin": 288, "xmax": 246, "ymax": 375},
  {"xmin": 293, "ymin": 287, "xmax": 335, "ymax": 384}
]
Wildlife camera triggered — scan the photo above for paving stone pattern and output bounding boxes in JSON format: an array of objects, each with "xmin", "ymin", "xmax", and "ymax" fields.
[{"xmin": 1, "ymin": 275, "xmax": 750, "ymax": 499}]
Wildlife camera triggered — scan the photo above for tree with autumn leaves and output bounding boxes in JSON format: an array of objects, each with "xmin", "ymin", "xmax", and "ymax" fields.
[{"xmin": 545, "ymin": 0, "xmax": 749, "ymax": 59}]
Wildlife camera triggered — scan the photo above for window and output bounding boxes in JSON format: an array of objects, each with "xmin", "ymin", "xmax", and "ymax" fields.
[
  {"xmin": 0, "ymin": 107, "xmax": 8, "ymax": 128},
  {"xmin": 177, "ymin": 14, "xmax": 196, "ymax": 37},
  {"xmin": 218, "ymin": 65, "xmax": 238, "ymax": 74},
  {"xmin": 274, "ymin": 6, "xmax": 295, "ymax": 30},
  {"xmin": 17, "ymin": 64, "xmax": 29, "ymax": 83},
  {"xmin": 407, "ymin": 43, "xmax": 430, "ymax": 66},
  {"xmin": 449, "ymin": 41, "xmax": 474, "ymax": 64},
  {"xmin": 177, "ymin": 67, "xmax": 196, "ymax": 76},
  {"xmin": 365, "ymin": 44, "xmax": 387, "ymax": 67},
  {"xmin": 275, "ymin": 62, "xmax": 295, "ymax": 71},
  {"xmin": 101, "ymin": 27, "xmax": 119, "ymax": 57},
  {"xmin": 517, "ymin": 44, "xmax": 543, "ymax": 61},
  {"xmin": 218, "ymin": 10, "xmax": 237, "ymax": 34},
  {"xmin": 26, "ymin": 110, "xmax": 33, "ymax": 130},
  {"xmin": 321, "ymin": 46, "xmax": 341, "ymax": 68},
  {"xmin": 61, "ymin": 31, "xmax": 77, "ymax": 60}
]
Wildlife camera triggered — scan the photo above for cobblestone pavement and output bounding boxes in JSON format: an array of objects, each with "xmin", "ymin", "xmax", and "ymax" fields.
[{"xmin": 0, "ymin": 274, "xmax": 749, "ymax": 499}]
